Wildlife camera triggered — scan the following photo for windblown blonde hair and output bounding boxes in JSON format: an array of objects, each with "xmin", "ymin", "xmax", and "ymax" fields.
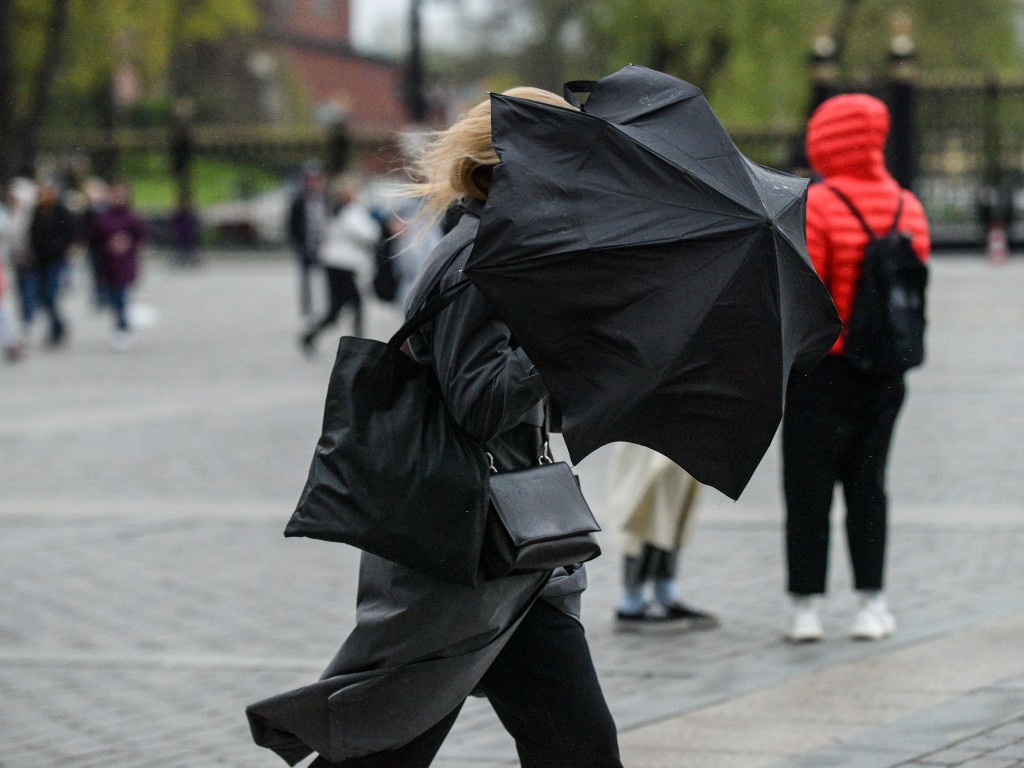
[{"xmin": 403, "ymin": 86, "xmax": 577, "ymax": 229}]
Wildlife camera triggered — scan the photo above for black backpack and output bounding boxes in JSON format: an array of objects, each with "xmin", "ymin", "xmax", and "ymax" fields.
[
  {"xmin": 828, "ymin": 186, "xmax": 928, "ymax": 374},
  {"xmin": 372, "ymin": 224, "xmax": 400, "ymax": 302}
]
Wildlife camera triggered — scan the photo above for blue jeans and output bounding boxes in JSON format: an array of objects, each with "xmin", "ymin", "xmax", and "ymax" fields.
[
  {"xmin": 36, "ymin": 263, "xmax": 66, "ymax": 343},
  {"xmin": 15, "ymin": 267, "xmax": 38, "ymax": 325},
  {"xmin": 108, "ymin": 285, "xmax": 129, "ymax": 331}
]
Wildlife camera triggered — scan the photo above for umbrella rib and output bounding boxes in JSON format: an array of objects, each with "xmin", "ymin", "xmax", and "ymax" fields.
[
  {"xmin": 771, "ymin": 226, "xmax": 809, "ymax": 262},
  {"xmin": 587, "ymin": 220, "xmax": 766, "ymax": 251},
  {"xmin": 608, "ymin": 124, "xmax": 763, "ymax": 216},
  {"xmin": 579, "ymin": 183, "xmax": 764, "ymax": 232},
  {"xmin": 773, "ymin": 191, "xmax": 805, "ymax": 221}
]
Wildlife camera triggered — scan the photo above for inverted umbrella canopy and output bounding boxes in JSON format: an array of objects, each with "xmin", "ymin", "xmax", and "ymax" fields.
[{"xmin": 464, "ymin": 65, "xmax": 841, "ymax": 499}]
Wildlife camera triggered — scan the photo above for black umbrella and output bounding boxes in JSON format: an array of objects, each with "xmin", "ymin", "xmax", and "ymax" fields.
[{"xmin": 464, "ymin": 65, "xmax": 841, "ymax": 500}]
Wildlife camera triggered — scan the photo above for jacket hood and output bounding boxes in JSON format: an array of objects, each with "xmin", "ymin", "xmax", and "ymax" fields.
[{"xmin": 807, "ymin": 94, "xmax": 890, "ymax": 180}]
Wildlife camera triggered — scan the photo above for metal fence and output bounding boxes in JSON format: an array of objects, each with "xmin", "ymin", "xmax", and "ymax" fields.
[
  {"xmin": 39, "ymin": 75, "xmax": 1024, "ymax": 249},
  {"xmin": 732, "ymin": 73, "xmax": 1024, "ymax": 249}
]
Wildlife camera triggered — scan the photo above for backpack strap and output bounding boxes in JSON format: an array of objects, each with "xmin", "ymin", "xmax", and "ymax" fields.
[
  {"xmin": 826, "ymin": 185, "xmax": 905, "ymax": 239},
  {"xmin": 826, "ymin": 185, "xmax": 875, "ymax": 240},
  {"xmin": 887, "ymin": 193, "xmax": 905, "ymax": 235}
]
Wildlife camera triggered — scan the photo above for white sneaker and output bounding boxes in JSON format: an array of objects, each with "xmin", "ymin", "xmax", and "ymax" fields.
[
  {"xmin": 850, "ymin": 593, "xmax": 896, "ymax": 640},
  {"xmin": 786, "ymin": 596, "xmax": 824, "ymax": 643}
]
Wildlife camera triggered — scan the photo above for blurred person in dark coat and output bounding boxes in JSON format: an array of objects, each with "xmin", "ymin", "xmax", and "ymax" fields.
[
  {"xmin": 89, "ymin": 182, "xmax": 147, "ymax": 350},
  {"xmin": 81, "ymin": 177, "xmax": 110, "ymax": 308},
  {"xmin": 170, "ymin": 193, "xmax": 202, "ymax": 268},
  {"xmin": 287, "ymin": 162, "xmax": 327, "ymax": 319},
  {"xmin": 28, "ymin": 181, "xmax": 76, "ymax": 346}
]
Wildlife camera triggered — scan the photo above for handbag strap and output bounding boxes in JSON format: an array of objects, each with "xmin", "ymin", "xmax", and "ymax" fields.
[
  {"xmin": 388, "ymin": 279, "xmax": 472, "ymax": 349},
  {"xmin": 539, "ymin": 405, "xmax": 554, "ymax": 465}
]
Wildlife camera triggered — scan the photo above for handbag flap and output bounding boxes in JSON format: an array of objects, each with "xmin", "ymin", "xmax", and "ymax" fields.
[{"xmin": 488, "ymin": 462, "xmax": 601, "ymax": 547}]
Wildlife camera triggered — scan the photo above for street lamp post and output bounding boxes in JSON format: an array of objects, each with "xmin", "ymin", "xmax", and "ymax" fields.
[
  {"xmin": 887, "ymin": 10, "xmax": 917, "ymax": 189},
  {"xmin": 170, "ymin": 96, "xmax": 195, "ymax": 206},
  {"xmin": 405, "ymin": 0, "xmax": 427, "ymax": 123}
]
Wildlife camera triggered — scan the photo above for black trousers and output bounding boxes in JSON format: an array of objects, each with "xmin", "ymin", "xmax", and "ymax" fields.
[
  {"xmin": 783, "ymin": 355, "xmax": 906, "ymax": 596},
  {"xmin": 296, "ymin": 248, "xmax": 318, "ymax": 317},
  {"xmin": 624, "ymin": 544, "xmax": 679, "ymax": 590},
  {"xmin": 307, "ymin": 267, "xmax": 363, "ymax": 341},
  {"xmin": 311, "ymin": 599, "xmax": 621, "ymax": 768}
]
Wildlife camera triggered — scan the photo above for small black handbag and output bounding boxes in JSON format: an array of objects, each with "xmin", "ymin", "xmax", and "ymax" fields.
[
  {"xmin": 481, "ymin": 423, "xmax": 601, "ymax": 579},
  {"xmin": 285, "ymin": 279, "xmax": 601, "ymax": 586}
]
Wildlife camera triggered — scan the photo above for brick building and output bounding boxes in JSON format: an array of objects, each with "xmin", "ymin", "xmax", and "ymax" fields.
[{"xmin": 259, "ymin": 0, "xmax": 410, "ymax": 132}]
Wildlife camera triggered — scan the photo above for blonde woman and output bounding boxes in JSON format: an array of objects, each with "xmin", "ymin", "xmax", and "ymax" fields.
[{"xmin": 248, "ymin": 88, "xmax": 622, "ymax": 767}]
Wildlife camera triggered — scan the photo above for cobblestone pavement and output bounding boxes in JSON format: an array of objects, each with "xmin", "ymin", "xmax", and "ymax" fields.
[
  {"xmin": 901, "ymin": 714, "xmax": 1024, "ymax": 767},
  {"xmin": 1, "ymin": 254, "xmax": 1021, "ymax": 767}
]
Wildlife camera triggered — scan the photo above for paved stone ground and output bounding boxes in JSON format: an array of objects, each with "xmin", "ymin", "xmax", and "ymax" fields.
[{"xmin": 1, "ymin": 253, "xmax": 1021, "ymax": 767}]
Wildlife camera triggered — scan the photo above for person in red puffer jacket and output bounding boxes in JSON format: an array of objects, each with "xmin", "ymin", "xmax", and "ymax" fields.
[{"xmin": 783, "ymin": 94, "xmax": 930, "ymax": 644}]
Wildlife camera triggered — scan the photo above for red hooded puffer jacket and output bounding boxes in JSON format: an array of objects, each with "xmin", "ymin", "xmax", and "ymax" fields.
[{"xmin": 805, "ymin": 93, "xmax": 931, "ymax": 356}]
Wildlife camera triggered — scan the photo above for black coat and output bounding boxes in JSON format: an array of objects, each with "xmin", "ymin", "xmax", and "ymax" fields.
[
  {"xmin": 247, "ymin": 202, "xmax": 587, "ymax": 765},
  {"xmin": 29, "ymin": 202, "xmax": 76, "ymax": 269},
  {"xmin": 287, "ymin": 193, "xmax": 325, "ymax": 258}
]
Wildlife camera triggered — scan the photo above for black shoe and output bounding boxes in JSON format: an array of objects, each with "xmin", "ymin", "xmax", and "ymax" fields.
[
  {"xmin": 615, "ymin": 602, "xmax": 720, "ymax": 634},
  {"xmin": 615, "ymin": 603, "xmax": 696, "ymax": 634},
  {"xmin": 662, "ymin": 601, "xmax": 720, "ymax": 630}
]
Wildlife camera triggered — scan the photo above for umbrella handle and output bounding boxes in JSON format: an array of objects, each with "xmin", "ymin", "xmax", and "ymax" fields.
[{"xmin": 563, "ymin": 80, "xmax": 597, "ymax": 110}]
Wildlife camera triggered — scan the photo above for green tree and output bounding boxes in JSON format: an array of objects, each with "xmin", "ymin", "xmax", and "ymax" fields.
[
  {"xmin": 586, "ymin": 0, "xmax": 813, "ymax": 126},
  {"xmin": 0, "ymin": 0, "xmax": 257, "ymax": 184},
  {"xmin": 834, "ymin": 0, "xmax": 1021, "ymax": 74},
  {"xmin": 446, "ymin": 0, "xmax": 1023, "ymax": 132},
  {"xmin": 587, "ymin": 0, "xmax": 1023, "ymax": 128}
]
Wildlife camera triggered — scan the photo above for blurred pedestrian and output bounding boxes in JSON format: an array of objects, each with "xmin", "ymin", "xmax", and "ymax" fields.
[
  {"xmin": 366, "ymin": 205, "xmax": 400, "ymax": 303},
  {"xmin": 89, "ymin": 181, "xmax": 147, "ymax": 351},
  {"xmin": 28, "ymin": 181, "xmax": 76, "ymax": 347},
  {"xmin": 0, "ymin": 193, "xmax": 26, "ymax": 362},
  {"xmin": 300, "ymin": 175, "xmax": 380, "ymax": 352},
  {"xmin": 170, "ymin": 193, "xmax": 202, "ymax": 268},
  {"xmin": 7, "ymin": 178, "xmax": 37, "ymax": 333},
  {"xmin": 392, "ymin": 201, "xmax": 443, "ymax": 307},
  {"xmin": 783, "ymin": 94, "xmax": 931, "ymax": 643},
  {"xmin": 81, "ymin": 177, "xmax": 110, "ymax": 308},
  {"xmin": 608, "ymin": 443, "xmax": 717, "ymax": 632},
  {"xmin": 287, "ymin": 162, "xmax": 327, "ymax": 319}
]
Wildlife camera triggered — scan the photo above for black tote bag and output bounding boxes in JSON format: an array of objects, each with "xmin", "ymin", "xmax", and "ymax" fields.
[{"xmin": 285, "ymin": 281, "xmax": 492, "ymax": 586}]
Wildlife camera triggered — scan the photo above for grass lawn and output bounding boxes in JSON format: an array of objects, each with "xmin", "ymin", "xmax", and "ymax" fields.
[{"xmin": 121, "ymin": 153, "xmax": 284, "ymax": 213}]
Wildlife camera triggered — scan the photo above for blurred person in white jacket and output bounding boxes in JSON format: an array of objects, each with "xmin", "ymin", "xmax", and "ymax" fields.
[
  {"xmin": 5, "ymin": 178, "xmax": 36, "ymax": 331},
  {"xmin": 0, "ymin": 189, "xmax": 26, "ymax": 361},
  {"xmin": 301, "ymin": 176, "xmax": 381, "ymax": 352}
]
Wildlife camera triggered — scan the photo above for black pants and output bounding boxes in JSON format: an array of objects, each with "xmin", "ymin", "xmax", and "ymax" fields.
[
  {"xmin": 306, "ymin": 268, "xmax": 363, "ymax": 342},
  {"xmin": 783, "ymin": 356, "xmax": 906, "ymax": 595},
  {"xmin": 296, "ymin": 249, "xmax": 318, "ymax": 317},
  {"xmin": 624, "ymin": 544, "xmax": 679, "ymax": 590},
  {"xmin": 311, "ymin": 599, "xmax": 621, "ymax": 768}
]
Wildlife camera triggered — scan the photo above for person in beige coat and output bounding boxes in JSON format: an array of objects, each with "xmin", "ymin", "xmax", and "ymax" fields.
[{"xmin": 607, "ymin": 443, "xmax": 718, "ymax": 632}]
